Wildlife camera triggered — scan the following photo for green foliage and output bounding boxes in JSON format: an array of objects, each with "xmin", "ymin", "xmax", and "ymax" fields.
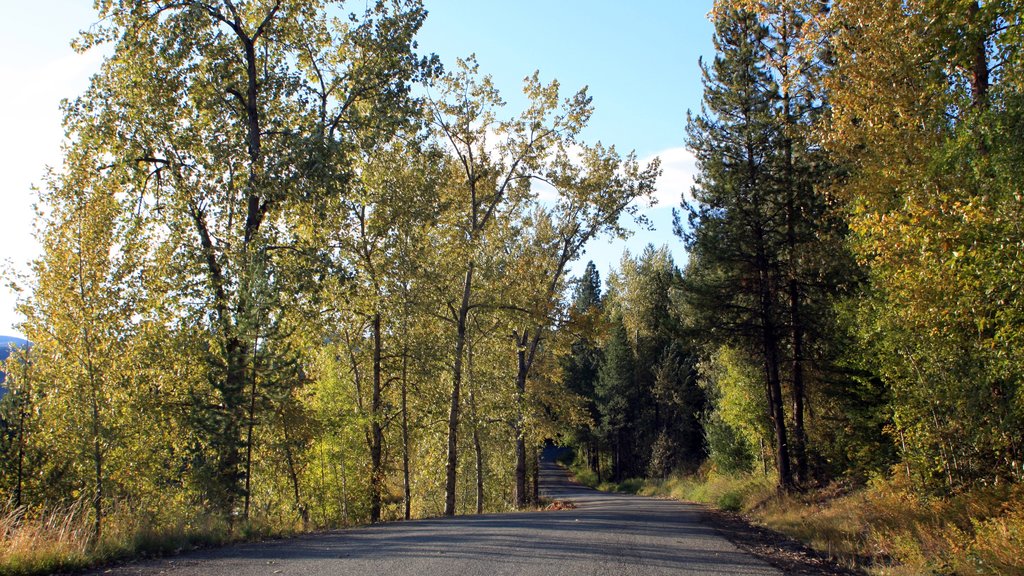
[
  {"xmin": 6, "ymin": 1, "xmax": 1024, "ymax": 573},
  {"xmin": 703, "ymin": 417, "xmax": 754, "ymax": 475},
  {"xmin": 635, "ymin": 469, "xmax": 775, "ymax": 513},
  {"xmin": 823, "ymin": 0, "xmax": 1024, "ymax": 490},
  {"xmin": 564, "ymin": 247, "xmax": 706, "ymax": 483},
  {"xmin": 698, "ymin": 346, "xmax": 769, "ymax": 475},
  {"xmin": 595, "ymin": 316, "xmax": 636, "ymax": 481}
]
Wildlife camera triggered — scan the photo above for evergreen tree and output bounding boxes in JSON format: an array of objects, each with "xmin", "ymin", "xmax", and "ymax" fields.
[
  {"xmin": 561, "ymin": 262, "xmax": 604, "ymax": 476},
  {"xmin": 682, "ymin": 6, "xmax": 795, "ymax": 490},
  {"xmin": 596, "ymin": 316, "xmax": 636, "ymax": 481}
]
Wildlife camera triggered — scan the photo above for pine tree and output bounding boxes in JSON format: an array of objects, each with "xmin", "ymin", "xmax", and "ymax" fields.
[
  {"xmin": 562, "ymin": 262, "xmax": 604, "ymax": 476},
  {"xmin": 596, "ymin": 316, "xmax": 636, "ymax": 481},
  {"xmin": 682, "ymin": 5, "xmax": 794, "ymax": 490}
]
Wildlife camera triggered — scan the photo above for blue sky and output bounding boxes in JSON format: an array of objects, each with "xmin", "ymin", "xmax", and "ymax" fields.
[{"xmin": 0, "ymin": 1, "xmax": 715, "ymax": 337}]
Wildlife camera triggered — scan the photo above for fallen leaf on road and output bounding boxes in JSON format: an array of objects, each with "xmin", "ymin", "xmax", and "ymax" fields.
[{"xmin": 544, "ymin": 500, "xmax": 577, "ymax": 510}]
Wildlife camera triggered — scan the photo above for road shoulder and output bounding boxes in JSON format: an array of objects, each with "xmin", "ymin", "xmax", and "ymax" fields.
[{"xmin": 698, "ymin": 506, "xmax": 865, "ymax": 575}]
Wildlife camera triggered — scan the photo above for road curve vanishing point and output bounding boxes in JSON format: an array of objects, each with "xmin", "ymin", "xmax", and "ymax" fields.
[{"xmin": 91, "ymin": 450, "xmax": 780, "ymax": 576}]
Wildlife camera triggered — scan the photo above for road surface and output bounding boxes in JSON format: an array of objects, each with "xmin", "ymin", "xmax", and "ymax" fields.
[{"xmin": 93, "ymin": 450, "xmax": 780, "ymax": 576}]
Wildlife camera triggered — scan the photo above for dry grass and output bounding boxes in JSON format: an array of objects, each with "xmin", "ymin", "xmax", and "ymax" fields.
[
  {"xmin": 0, "ymin": 500, "xmax": 93, "ymax": 575},
  {"xmin": 634, "ymin": 471, "xmax": 1024, "ymax": 575},
  {"xmin": 0, "ymin": 498, "xmax": 305, "ymax": 576}
]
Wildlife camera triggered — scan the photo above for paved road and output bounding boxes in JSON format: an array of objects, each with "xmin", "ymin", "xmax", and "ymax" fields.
[{"xmin": 94, "ymin": 451, "xmax": 780, "ymax": 576}]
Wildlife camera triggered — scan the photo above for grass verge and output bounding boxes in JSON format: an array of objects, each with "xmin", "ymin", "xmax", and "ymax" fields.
[
  {"xmin": 577, "ymin": 463, "xmax": 1024, "ymax": 575},
  {"xmin": 0, "ymin": 499, "xmax": 305, "ymax": 576}
]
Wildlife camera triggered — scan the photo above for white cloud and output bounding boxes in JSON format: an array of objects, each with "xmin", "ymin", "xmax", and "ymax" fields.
[{"xmin": 641, "ymin": 146, "xmax": 698, "ymax": 210}]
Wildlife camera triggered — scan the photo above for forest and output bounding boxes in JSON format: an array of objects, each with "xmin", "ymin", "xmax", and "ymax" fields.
[{"xmin": 1, "ymin": 0, "xmax": 1022, "ymax": 574}]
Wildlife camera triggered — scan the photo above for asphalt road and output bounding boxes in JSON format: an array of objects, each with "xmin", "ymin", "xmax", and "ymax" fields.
[{"xmin": 92, "ymin": 450, "xmax": 780, "ymax": 576}]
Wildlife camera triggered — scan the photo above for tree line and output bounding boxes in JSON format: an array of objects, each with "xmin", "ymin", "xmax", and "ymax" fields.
[
  {"xmin": 0, "ymin": 0, "xmax": 657, "ymax": 537},
  {"xmin": 566, "ymin": 0, "xmax": 1024, "ymax": 497}
]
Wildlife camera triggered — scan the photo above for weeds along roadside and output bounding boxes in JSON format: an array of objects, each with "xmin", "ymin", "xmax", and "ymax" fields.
[
  {"xmin": 567, "ymin": 456, "xmax": 1023, "ymax": 576},
  {"xmin": 0, "ymin": 498, "xmax": 306, "ymax": 576}
]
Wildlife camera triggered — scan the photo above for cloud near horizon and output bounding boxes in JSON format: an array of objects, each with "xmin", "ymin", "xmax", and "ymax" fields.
[
  {"xmin": 640, "ymin": 146, "xmax": 697, "ymax": 211},
  {"xmin": 532, "ymin": 145, "xmax": 698, "ymax": 210}
]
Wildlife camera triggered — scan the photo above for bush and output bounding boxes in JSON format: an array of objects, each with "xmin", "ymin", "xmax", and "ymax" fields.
[
  {"xmin": 572, "ymin": 469, "xmax": 599, "ymax": 488},
  {"xmin": 970, "ymin": 505, "xmax": 1024, "ymax": 575},
  {"xmin": 615, "ymin": 479, "xmax": 645, "ymax": 494},
  {"xmin": 647, "ymin": 431, "xmax": 676, "ymax": 479},
  {"xmin": 704, "ymin": 417, "xmax": 754, "ymax": 474},
  {"xmin": 717, "ymin": 490, "xmax": 744, "ymax": 512}
]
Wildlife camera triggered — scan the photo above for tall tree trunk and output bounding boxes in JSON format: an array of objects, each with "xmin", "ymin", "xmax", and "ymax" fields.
[
  {"xmin": 339, "ymin": 446, "xmax": 349, "ymax": 524},
  {"xmin": 789, "ymin": 278, "xmax": 807, "ymax": 485},
  {"xmin": 514, "ymin": 331, "xmax": 528, "ymax": 509},
  {"xmin": 782, "ymin": 80, "xmax": 808, "ymax": 487},
  {"xmin": 401, "ymin": 346, "xmax": 411, "ymax": 520},
  {"xmin": 370, "ymin": 312, "xmax": 384, "ymax": 522},
  {"xmin": 531, "ymin": 444, "xmax": 539, "ymax": 504},
  {"xmin": 243, "ymin": 336, "xmax": 259, "ymax": 520},
  {"xmin": 514, "ymin": 327, "xmax": 542, "ymax": 509},
  {"xmin": 90, "ymin": 386, "xmax": 103, "ymax": 540},
  {"xmin": 15, "ymin": 398, "xmax": 25, "ymax": 508},
  {"xmin": 761, "ymin": 299, "xmax": 792, "ymax": 491},
  {"xmin": 444, "ymin": 262, "xmax": 474, "ymax": 516},
  {"xmin": 472, "ymin": 407, "xmax": 484, "ymax": 514},
  {"xmin": 756, "ymin": 224, "xmax": 791, "ymax": 490},
  {"xmin": 472, "ymin": 423, "xmax": 484, "ymax": 513},
  {"xmin": 967, "ymin": 1, "xmax": 989, "ymax": 109},
  {"xmin": 467, "ymin": 340, "xmax": 484, "ymax": 514},
  {"xmin": 282, "ymin": 421, "xmax": 307, "ymax": 525}
]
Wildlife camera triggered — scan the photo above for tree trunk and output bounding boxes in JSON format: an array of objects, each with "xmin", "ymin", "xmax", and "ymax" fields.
[
  {"xmin": 340, "ymin": 445, "xmax": 349, "ymax": 524},
  {"xmin": 531, "ymin": 444, "xmax": 539, "ymax": 504},
  {"xmin": 370, "ymin": 312, "xmax": 384, "ymax": 522},
  {"xmin": 782, "ymin": 85, "xmax": 808, "ymax": 487},
  {"xmin": 91, "ymin": 396, "xmax": 103, "ymax": 540},
  {"xmin": 86, "ymin": 363, "xmax": 103, "ymax": 540},
  {"xmin": 967, "ymin": 1, "xmax": 989, "ymax": 109},
  {"xmin": 468, "ymin": 340, "xmax": 484, "ymax": 514},
  {"xmin": 789, "ymin": 277, "xmax": 808, "ymax": 485},
  {"xmin": 473, "ymin": 416, "xmax": 484, "ymax": 514},
  {"xmin": 762, "ymin": 312, "xmax": 792, "ymax": 491},
  {"xmin": 282, "ymin": 422, "xmax": 307, "ymax": 525},
  {"xmin": 243, "ymin": 338, "xmax": 258, "ymax": 520},
  {"xmin": 514, "ymin": 332, "xmax": 528, "ymax": 509},
  {"xmin": 444, "ymin": 262, "xmax": 474, "ymax": 516},
  {"xmin": 401, "ymin": 346, "xmax": 411, "ymax": 520},
  {"xmin": 514, "ymin": 327, "xmax": 543, "ymax": 509},
  {"xmin": 756, "ymin": 226, "xmax": 791, "ymax": 490},
  {"xmin": 15, "ymin": 397, "xmax": 25, "ymax": 508}
]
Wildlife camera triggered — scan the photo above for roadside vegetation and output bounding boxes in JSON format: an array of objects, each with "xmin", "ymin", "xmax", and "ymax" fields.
[
  {"xmin": 3, "ymin": 0, "xmax": 1024, "ymax": 574},
  {"xmin": 0, "ymin": 500, "xmax": 235, "ymax": 576},
  {"xmin": 569, "ymin": 454, "xmax": 1023, "ymax": 575},
  {"xmin": 560, "ymin": 0, "xmax": 1024, "ymax": 573}
]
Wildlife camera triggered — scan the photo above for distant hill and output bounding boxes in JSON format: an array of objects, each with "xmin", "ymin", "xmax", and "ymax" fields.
[{"xmin": 0, "ymin": 335, "xmax": 31, "ymax": 394}]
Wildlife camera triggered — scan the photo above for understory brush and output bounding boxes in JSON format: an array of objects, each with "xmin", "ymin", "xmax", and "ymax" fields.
[
  {"xmin": 631, "ymin": 469, "xmax": 1024, "ymax": 575},
  {"xmin": 567, "ymin": 462, "xmax": 645, "ymax": 494}
]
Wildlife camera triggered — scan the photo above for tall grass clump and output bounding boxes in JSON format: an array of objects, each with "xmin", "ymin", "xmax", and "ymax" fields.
[
  {"xmin": 0, "ymin": 497, "xmax": 303, "ymax": 576},
  {"xmin": 0, "ymin": 499, "xmax": 93, "ymax": 575},
  {"xmin": 638, "ymin": 469, "xmax": 775, "ymax": 512}
]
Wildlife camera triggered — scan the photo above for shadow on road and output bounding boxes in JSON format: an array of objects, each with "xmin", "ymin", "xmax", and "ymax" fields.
[{"xmin": 93, "ymin": 445, "xmax": 781, "ymax": 576}]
